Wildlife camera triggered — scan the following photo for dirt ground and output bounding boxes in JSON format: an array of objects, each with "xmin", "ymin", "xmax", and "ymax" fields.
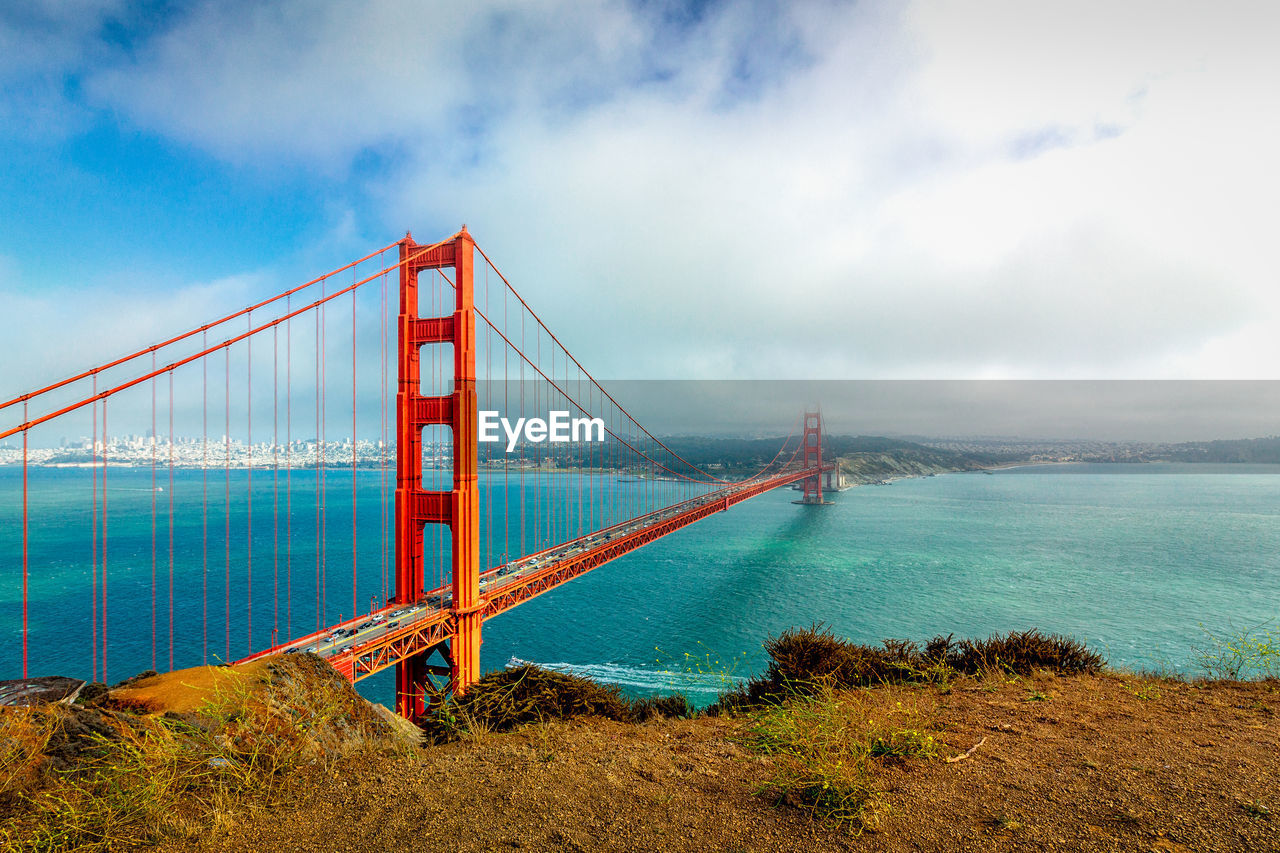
[
  {"xmin": 110, "ymin": 659, "xmax": 275, "ymax": 714},
  {"xmin": 170, "ymin": 672, "xmax": 1279, "ymax": 853}
]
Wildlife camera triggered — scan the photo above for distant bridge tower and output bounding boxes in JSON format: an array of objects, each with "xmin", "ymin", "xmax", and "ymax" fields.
[
  {"xmin": 797, "ymin": 410, "xmax": 831, "ymax": 505},
  {"xmin": 394, "ymin": 227, "xmax": 481, "ymax": 718}
]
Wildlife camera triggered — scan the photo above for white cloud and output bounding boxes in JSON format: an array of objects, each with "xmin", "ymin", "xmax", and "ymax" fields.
[
  {"xmin": 84, "ymin": 0, "xmax": 657, "ymax": 168},
  {"xmin": 386, "ymin": 1, "xmax": 1276, "ymax": 378},
  {"xmin": 0, "ymin": 266, "xmax": 270, "ymax": 404},
  {"xmin": 29, "ymin": 0, "xmax": 1280, "ymax": 378}
]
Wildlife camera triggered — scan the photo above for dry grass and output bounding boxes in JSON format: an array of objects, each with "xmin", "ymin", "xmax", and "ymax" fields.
[
  {"xmin": 703, "ymin": 625, "xmax": 1106, "ymax": 831},
  {"xmin": 0, "ymin": 709, "xmax": 59, "ymax": 807},
  {"xmin": 746, "ymin": 686, "xmax": 943, "ymax": 833},
  {"xmin": 0, "ymin": 655, "xmax": 406, "ymax": 853}
]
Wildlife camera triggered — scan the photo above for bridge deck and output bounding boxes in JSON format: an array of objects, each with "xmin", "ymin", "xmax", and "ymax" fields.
[{"xmin": 239, "ymin": 466, "xmax": 824, "ymax": 681}]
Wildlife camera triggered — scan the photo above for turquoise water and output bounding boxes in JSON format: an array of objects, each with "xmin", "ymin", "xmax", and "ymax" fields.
[{"xmin": 2, "ymin": 463, "xmax": 1279, "ymax": 704}]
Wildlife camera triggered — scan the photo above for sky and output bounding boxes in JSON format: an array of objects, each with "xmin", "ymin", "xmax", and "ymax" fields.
[{"xmin": 3, "ymin": 1, "xmax": 1280, "ymax": 429}]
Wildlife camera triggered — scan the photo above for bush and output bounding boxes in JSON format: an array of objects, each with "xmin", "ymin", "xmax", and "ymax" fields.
[
  {"xmin": 1194, "ymin": 622, "xmax": 1280, "ymax": 680},
  {"xmin": 422, "ymin": 665, "xmax": 692, "ymax": 741},
  {"xmin": 630, "ymin": 693, "xmax": 694, "ymax": 722},
  {"xmin": 709, "ymin": 625, "xmax": 1103, "ymax": 712},
  {"xmin": 938, "ymin": 630, "xmax": 1104, "ymax": 677}
]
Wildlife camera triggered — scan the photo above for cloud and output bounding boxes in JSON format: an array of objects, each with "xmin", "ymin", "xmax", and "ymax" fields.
[
  {"xmin": 388, "ymin": 1, "xmax": 1274, "ymax": 378},
  {"xmin": 0, "ymin": 1, "xmax": 126, "ymax": 78},
  {"xmin": 14, "ymin": 0, "xmax": 1280, "ymax": 379},
  {"xmin": 0, "ymin": 262, "xmax": 271, "ymax": 404},
  {"xmin": 82, "ymin": 0, "xmax": 666, "ymax": 168},
  {"xmin": 0, "ymin": 0, "xmax": 132, "ymax": 140}
]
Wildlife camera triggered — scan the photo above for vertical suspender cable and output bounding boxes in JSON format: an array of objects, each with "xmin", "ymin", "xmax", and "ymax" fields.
[
  {"xmin": 575, "ymin": 352, "xmax": 580, "ymax": 538},
  {"xmin": 503, "ymin": 276, "xmax": 509, "ymax": 570},
  {"xmin": 352, "ymin": 274, "xmax": 358, "ymax": 616},
  {"xmin": 225, "ymin": 347, "xmax": 231, "ymax": 662},
  {"xmin": 534, "ymin": 324, "xmax": 540, "ymax": 551},
  {"xmin": 202, "ymin": 334, "xmax": 209, "ymax": 664},
  {"xmin": 520, "ymin": 310, "xmax": 525, "ymax": 559},
  {"xmin": 151, "ymin": 354, "xmax": 157, "ymax": 669},
  {"xmin": 315, "ymin": 301, "xmax": 321, "ymax": 631},
  {"xmin": 286, "ymin": 298, "xmax": 293, "ymax": 640},
  {"xmin": 91, "ymin": 389, "xmax": 97, "ymax": 681},
  {"xmin": 485, "ymin": 263, "xmax": 492, "ymax": 570},
  {"xmin": 168, "ymin": 369, "xmax": 175, "ymax": 671},
  {"xmin": 21, "ymin": 404, "xmax": 28, "ymax": 678},
  {"xmin": 321, "ymin": 283, "xmax": 328, "ymax": 625},
  {"xmin": 247, "ymin": 313, "xmax": 253, "ymax": 648},
  {"xmin": 101, "ymin": 399, "xmax": 107, "ymax": 684},
  {"xmin": 273, "ymin": 324, "xmax": 279, "ymax": 644}
]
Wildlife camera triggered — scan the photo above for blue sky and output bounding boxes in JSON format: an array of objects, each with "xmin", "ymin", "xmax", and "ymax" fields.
[{"xmin": 3, "ymin": 0, "xmax": 1279, "ymax": 398}]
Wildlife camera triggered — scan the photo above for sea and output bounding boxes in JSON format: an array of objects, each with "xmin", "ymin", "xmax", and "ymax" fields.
[{"xmin": 2, "ymin": 462, "xmax": 1278, "ymax": 706}]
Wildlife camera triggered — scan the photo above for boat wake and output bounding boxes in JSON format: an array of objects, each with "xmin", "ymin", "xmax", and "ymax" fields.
[{"xmin": 504, "ymin": 657, "xmax": 744, "ymax": 696}]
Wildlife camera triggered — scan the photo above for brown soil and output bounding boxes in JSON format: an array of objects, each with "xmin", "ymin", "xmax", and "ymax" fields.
[
  {"xmin": 109, "ymin": 659, "xmax": 275, "ymax": 714},
  {"xmin": 166, "ymin": 672, "xmax": 1279, "ymax": 853}
]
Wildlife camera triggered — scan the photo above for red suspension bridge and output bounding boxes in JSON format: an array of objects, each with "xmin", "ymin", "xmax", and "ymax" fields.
[{"xmin": 0, "ymin": 228, "xmax": 833, "ymax": 718}]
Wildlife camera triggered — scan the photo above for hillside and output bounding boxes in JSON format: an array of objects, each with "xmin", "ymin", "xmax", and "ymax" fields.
[
  {"xmin": 837, "ymin": 447, "xmax": 989, "ymax": 484},
  {"xmin": 657, "ymin": 434, "xmax": 1001, "ymax": 480},
  {"xmin": 1163, "ymin": 436, "xmax": 1280, "ymax": 463},
  {"xmin": 4, "ymin": 632, "xmax": 1277, "ymax": 852},
  {"xmin": 0, "ymin": 655, "xmax": 415, "ymax": 851},
  {"xmin": 173, "ymin": 670, "xmax": 1277, "ymax": 853}
]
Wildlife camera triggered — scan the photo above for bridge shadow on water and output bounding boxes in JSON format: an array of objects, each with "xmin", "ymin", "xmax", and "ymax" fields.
[
  {"xmin": 671, "ymin": 499, "xmax": 839, "ymax": 650},
  {"xmin": 741, "ymin": 502, "xmax": 831, "ymax": 561}
]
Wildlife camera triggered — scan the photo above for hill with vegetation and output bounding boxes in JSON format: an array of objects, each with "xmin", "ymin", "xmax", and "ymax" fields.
[
  {"xmin": 3, "ymin": 628, "xmax": 1277, "ymax": 852},
  {"xmin": 657, "ymin": 434, "xmax": 1007, "ymax": 481},
  {"xmin": 1162, "ymin": 436, "xmax": 1280, "ymax": 463}
]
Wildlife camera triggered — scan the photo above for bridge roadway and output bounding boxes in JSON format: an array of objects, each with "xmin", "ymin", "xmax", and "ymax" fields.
[{"xmin": 239, "ymin": 465, "xmax": 824, "ymax": 682}]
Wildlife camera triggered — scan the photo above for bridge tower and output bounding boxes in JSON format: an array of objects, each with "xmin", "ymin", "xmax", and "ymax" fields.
[
  {"xmin": 394, "ymin": 227, "xmax": 481, "ymax": 718},
  {"xmin": 798, "ymin": 410, "xmax": 828, "ymax": 505}
]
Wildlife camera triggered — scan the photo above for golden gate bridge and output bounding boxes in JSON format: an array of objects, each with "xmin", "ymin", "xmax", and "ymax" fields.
[{"xmin": 0, "ymin": 228, "xmax": 832, "ymax": 718}]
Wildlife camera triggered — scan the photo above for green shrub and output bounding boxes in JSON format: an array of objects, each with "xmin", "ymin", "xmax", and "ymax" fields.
[
  {"xmin": 941, "ymin": 630, "xmax": 1104, "ymax": 676},
  {"xmin": 710, "ymin": 625, "xmax": 1103, "ymax": 712},
  {"xmin": 630, "ymin": 693, "xmax": 694, "ymax": 722},
  {"xmin": 1194, "ymin": 622, "xmax": 1280, "ymax": 680},
  {"xmin": 422, "ymin": 665, "xmax": 693, "ymax": 740}
]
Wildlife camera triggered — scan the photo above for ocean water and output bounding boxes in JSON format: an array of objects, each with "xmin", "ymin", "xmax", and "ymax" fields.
[{"xmin": 2, "ymin": 463, "xmax": 1278, "ymax": 705}]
